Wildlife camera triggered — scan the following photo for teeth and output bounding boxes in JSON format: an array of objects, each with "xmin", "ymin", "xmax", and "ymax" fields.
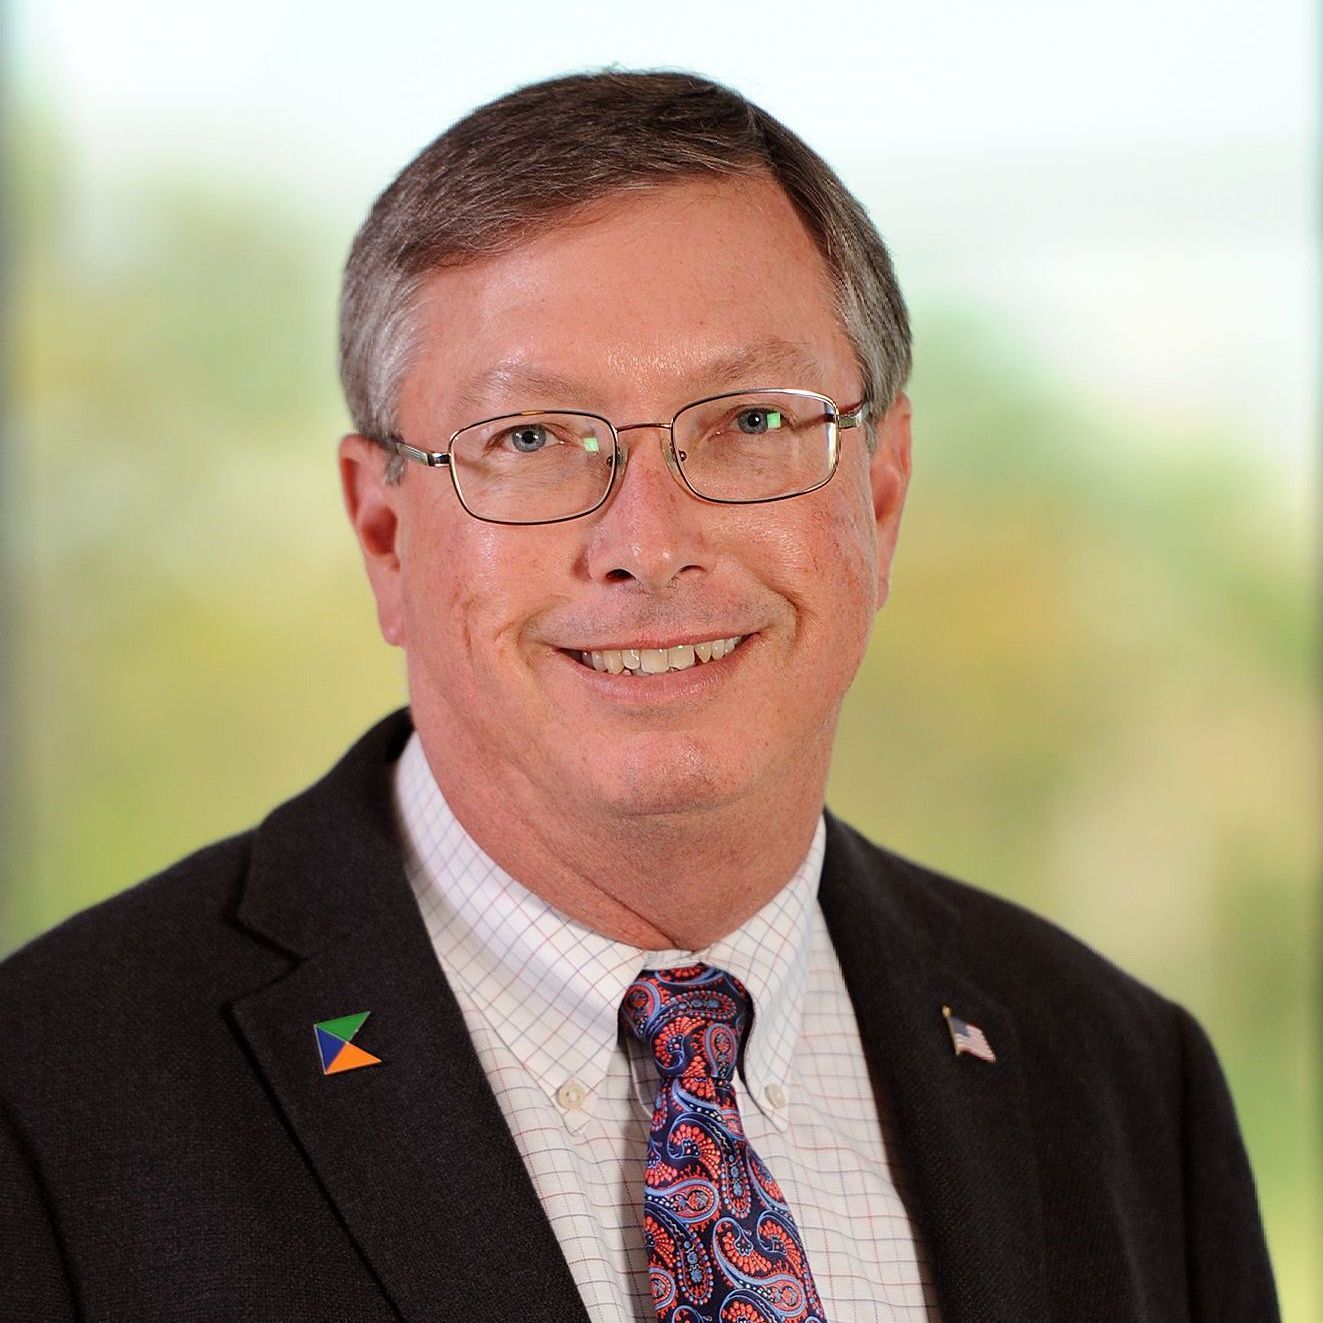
[{"xmin": 577, "ymin": 636, "xmax": 744, "ymax": 676}]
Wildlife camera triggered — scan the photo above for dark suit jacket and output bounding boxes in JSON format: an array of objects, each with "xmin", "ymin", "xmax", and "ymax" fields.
[{"xmin": 1, "ymin": 710, "xmax": 1278, "ymax": 1322}]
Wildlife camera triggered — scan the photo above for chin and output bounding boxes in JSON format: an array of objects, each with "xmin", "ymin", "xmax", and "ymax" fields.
[{"xmin": 577, "ymin": 736, "xmax": 751, "ymax": 822}]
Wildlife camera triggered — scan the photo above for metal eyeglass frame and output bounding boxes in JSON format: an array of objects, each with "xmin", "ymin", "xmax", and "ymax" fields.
[{"xmin": 378, "ymin": 387, "xmax": 869, "ymax": 527}]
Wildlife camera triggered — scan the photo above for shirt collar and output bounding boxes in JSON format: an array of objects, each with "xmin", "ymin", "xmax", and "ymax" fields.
[{"xmin": 393, "ymin": 732, "xmax": 823, "ymax": 1132}]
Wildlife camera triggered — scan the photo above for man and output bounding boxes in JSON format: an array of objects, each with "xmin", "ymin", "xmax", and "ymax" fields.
[{"xmin": 1, "ymin": 71, "xmax": 1277, "ymax": 1322}]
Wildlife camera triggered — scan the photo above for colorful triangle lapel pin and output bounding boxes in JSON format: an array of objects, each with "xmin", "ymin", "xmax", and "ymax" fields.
[
  {"xmin": 942, "ymin": 1005, "xmax": 997, "ymax": 1063},
  {"xmin": 314, "ymin": 1011, "xmax": 383, "ymax": 1075}
]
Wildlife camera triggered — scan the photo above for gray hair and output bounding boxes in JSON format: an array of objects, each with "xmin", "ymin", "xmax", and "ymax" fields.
[{"xmin": 339, "ymin": 70, "xmax": 911, "ymax": 480}]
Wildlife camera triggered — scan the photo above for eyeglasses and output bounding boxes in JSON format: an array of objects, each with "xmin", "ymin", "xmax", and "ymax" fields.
[{"xmin": 380, "ymin": 387, "xmax": 867, "ymax": 526}]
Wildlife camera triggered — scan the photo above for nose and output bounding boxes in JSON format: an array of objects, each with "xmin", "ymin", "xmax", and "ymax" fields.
[{"xmin": 583, "ymin": 423, "xmax": 713, "ymax": 591}]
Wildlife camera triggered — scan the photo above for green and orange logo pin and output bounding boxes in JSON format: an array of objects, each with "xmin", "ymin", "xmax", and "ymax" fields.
[{"xmin": 314, "ymin": 1012, "xmax": 382, "ymax": 1075}]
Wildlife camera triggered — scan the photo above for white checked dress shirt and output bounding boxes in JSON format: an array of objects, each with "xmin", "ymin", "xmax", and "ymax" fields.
[{"xmin": 394, "ymin": 733, "xmax": 941, "ymax": 1322}]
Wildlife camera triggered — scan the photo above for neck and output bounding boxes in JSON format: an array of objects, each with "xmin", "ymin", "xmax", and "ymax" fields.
[{"xmin": 416, "ymin": 736, "xmax": 829, "ymax": 951}]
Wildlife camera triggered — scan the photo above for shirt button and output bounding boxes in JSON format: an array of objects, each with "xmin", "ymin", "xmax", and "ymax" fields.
[
  {"xmin": 764, "ymin": 1082, "xmax": 787, "ymax": 1110},
  {"xmin": 556, "ymin": 1079, "xmax": 588, "ymax": 1111}
]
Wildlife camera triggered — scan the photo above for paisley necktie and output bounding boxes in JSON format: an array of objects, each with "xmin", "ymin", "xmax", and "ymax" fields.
[{"xmin": 620, "ymin": 963, "xmax": 828, "ymax": 1323}]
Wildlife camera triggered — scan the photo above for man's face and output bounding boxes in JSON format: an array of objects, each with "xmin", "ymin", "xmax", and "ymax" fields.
[{"xmin": 343, "ymin": 173, "xmax": 910, "ymax": 832}]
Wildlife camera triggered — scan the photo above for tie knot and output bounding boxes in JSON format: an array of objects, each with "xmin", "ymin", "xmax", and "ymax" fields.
[{"xmin": 620, "ymin": 963, "xmax": 750, "ymax": 1083}]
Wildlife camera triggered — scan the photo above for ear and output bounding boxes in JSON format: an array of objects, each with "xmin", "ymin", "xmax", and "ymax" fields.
[
  {"xmin": 339, "ymin": 433, "xmax": 407, "ymax": 647},
  {"xmin": 869, "ymin": 392, "xmax": 913, "ymax": 610}
]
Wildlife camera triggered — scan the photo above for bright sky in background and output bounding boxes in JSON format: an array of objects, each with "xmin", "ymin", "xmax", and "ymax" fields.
[{"xmin": 11, "ymin": 0, "xmax": 1319, "ymax": 497}]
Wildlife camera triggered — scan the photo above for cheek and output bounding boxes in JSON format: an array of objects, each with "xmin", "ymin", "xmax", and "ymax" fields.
[
  {"xmin": 831, "ymin": 460, "xmax": 883, "ymax": 602},
  {"xmin": 834, "ymin": 515, "xmax": 881, "ymax": 621},
  {"xmin": 398, "ymin": 498, "xmax": 515, "ymax": 671},
  {"xmin": 782, "ymin": 482, "xmax": 880, "ymax": 634}
]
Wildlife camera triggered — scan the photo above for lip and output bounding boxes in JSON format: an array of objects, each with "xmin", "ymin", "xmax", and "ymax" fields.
[{"xmin": 549, "ymin": 633, "xmax": 757, "ymax": 701}]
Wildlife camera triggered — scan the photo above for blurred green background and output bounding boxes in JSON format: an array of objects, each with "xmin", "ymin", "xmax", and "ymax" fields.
[{"xmin": 3, "ymin": 2, "xmax": 1318, "ymax": 1316}]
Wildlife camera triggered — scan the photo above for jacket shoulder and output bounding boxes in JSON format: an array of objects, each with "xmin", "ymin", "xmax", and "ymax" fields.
[
  {"xmin": 824, "ymin": 814, "xmax": 1280, "ymax": 1319},
  {"xmin": 0, "ymin": 830, "xmax": 262, "ymax": 1019},
  {"xmin": 823, "ymin": 812, "xmax": 1178, "ymax": 1037}
]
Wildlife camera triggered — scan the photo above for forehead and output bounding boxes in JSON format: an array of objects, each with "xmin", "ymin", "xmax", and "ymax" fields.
[{"xmin": 400, "ymin": 173, "xmax": 858, "ymax": 420}]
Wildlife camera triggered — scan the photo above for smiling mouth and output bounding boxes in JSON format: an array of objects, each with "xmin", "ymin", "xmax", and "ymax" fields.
[{"xmin": 570, "ymin": 635, "xmax": 747, "ymax": 677}]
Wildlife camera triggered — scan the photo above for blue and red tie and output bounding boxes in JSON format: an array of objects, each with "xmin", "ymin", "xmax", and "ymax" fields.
[{"xmin": 620, "ymin": 963, "xmax": 828, "ymax": 1323}]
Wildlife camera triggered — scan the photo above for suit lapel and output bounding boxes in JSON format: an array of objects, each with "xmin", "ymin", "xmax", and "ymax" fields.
[
  {"xmin": 229, "ymin": 712, "xmax": 589, "ymax": 1322},
  {"xmin": 819, "ymin": 814, "xmax": 1048, "ymax": 1323}
]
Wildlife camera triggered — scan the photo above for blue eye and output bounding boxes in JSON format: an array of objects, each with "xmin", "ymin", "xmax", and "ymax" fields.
[
  {"xmin": 735, "ymin": 407, "xmax": 781, "ymax": 435},
  {"xmin": 507, "ymin": 423, "xmax": 549, "ymax": 453}
]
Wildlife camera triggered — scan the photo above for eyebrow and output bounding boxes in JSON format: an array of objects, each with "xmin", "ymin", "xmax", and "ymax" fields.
[{"xmin": 453, "ymin": 338, "xmax": 832, "ymax": 415}]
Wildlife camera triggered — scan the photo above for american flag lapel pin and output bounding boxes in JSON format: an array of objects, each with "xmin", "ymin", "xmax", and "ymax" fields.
[{"xmin": 942, "ymin": 1005, "xmax": 997, "ymax": 1063}]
